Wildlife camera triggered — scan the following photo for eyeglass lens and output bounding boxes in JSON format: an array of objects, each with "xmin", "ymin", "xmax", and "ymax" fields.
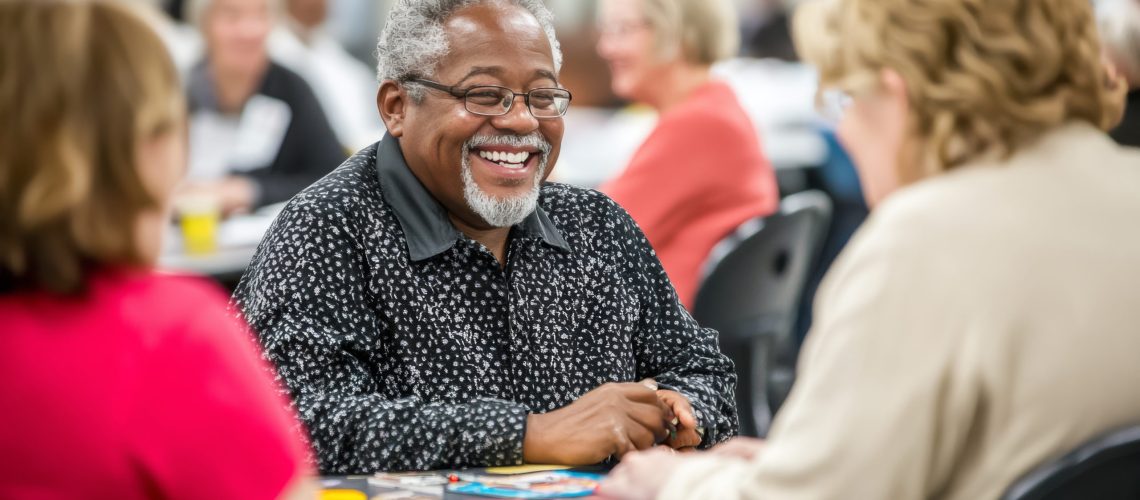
[{"xmin": 464, "ymin": 87, "xmax": 570, "ymax": 118}]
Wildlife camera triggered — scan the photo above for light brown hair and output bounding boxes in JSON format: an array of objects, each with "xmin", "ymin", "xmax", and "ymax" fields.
[
  {"xmin": 642, "ymin": 0, "xmax": 740, "ymax": 65},
  {"xmin": 794, "ymin": 0, "xmax": 1125, "ymax": 183},
  {"xmin": 0, "ymin": 0, "xmax": 183, "ymax": 294}
]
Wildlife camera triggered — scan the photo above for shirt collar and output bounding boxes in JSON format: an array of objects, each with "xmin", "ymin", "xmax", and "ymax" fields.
[{"xmin": 375, "ymin": 134, "xmax": 570, "ymax": 262}]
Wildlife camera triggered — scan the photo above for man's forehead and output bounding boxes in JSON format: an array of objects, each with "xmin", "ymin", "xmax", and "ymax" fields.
[
  {"xmin": 438, "ymin": 5, "xmax": 558, "ymax": 81},
  {"xmin": 444, "ymin": 2, "xmax": 545, "ymax": 37},
  {"xmin": 454, "ymin": 66, "xmax": 559, "ymax": 85}
]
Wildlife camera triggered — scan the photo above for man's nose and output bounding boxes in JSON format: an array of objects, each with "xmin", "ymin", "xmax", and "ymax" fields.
[{"xmin": 490, "ymin": 95, "xmax": 540, "ymax": 134}]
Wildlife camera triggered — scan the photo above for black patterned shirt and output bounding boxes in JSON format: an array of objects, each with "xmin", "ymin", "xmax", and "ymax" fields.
[{"xmin": 233, "ymin": 136, "xmax": 738, "ymax": 473}]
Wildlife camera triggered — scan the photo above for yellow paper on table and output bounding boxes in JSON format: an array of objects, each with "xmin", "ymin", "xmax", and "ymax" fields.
[{"xmin": 483, "ymin": 464, "xmax": 572, "ymax": 474}]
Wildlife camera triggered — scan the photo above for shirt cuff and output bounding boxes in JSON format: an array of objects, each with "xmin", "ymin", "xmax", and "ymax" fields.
[
  {"xmin": 658, "ymin": 454, "xmax": 753, "ymax": 500},
  {"xmin": 460, "ymin": 399, "xmax": 528, "ymax": 467}
]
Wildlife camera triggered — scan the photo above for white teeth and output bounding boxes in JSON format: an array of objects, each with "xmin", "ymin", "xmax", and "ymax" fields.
[{"xmin": 477, "ymin": 150, "xmax": 531, "ymax": 165}]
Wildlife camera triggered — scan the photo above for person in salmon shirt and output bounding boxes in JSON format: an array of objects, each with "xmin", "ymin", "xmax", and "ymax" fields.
[
  {"xmin": 596, "ymin": 0, "xmax": 780, "ymax": 309},
  {"xmin": 0, "ymin": 1, "xmax": 315, "ymax": 498}
]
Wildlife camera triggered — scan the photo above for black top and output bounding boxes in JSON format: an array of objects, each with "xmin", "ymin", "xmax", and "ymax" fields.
[
  {"xmin": 233, "ymin": 136, "xmax": 739, "ymax": 473},
  {"xmin": 187, "ymin": 61, "xmax": 347, "ymax": 208},
  {"xmin": 1110, "ymin": 90, "xmax": 1140, "ymax": 149},
  {"xmin": 743, "ymin": 11, "xmax": 798, "ymax": 62}
]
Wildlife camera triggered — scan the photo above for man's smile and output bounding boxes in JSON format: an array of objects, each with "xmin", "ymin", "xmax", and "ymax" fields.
[{"xmin": 470, "ymin": 147, "xmax": 540, "ymax": 182}]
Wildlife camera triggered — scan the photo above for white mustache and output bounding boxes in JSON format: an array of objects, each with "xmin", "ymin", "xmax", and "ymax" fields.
[{"xmin": 465, "ymin": 133, "xmax": 552, "ymax": 154}]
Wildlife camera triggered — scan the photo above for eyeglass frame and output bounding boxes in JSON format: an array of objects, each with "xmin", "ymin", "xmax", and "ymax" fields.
[
  {"xmin": 405, "ymin": 78, "xmax": 573, "ymax": 119},
  {"xmin": 817, "ymin": 88, "xmax": 855, "ymax": 124}
]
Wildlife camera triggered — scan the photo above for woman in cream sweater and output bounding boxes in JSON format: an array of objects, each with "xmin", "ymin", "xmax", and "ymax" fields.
[{"xmin": 599, "ymin": 0, "xmax": 1140, "ymax": 498}]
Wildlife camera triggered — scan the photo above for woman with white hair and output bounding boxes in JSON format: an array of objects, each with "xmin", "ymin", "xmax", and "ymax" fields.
[
  {"xmin": 1100, "ymin": 0, "xmax": 1140, "ymax": 147},
  {"xmin": 596, "ymin": 0, "xmax": 779, "ymax": 310},
  {"xmin": 599, "ymin": 0, "xmax": 1140, "ymax": 497},
  {"xmin": 181, "ymin": 0, "xmax": 345, "ymax": 214}
]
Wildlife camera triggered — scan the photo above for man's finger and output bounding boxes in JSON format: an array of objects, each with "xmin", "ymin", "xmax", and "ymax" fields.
[
  {"xmin": 625, "ymin": 402, "xmax": 670, "ymax": 442},
  {"xmin": 676, "ymin": 403, "xmax": 697, "ymax": 429},
  {"xmin": 660, "ymin": 399, "xmax": 677, "ymax": 424},
  {"xmin": 626, "ymin": 418, "xmax": 658, "ymax": 451},
  {"xmin": 659, "ymin": 390, "xmax": 698, "ymax": 429},
  {"xmin": 666, "ymin": 428, "xmax": 702, "ymax": 449},
  {"xmin": 638, "ymin": 378, "xmax": 658, "ymax": 391},
  {"xmin": 626, "ymin": 386, "xmax": 674, "ymax": 419},
  {"xmin": 620, "ymin": 382, "xmax": 662, "ymax": 405}
]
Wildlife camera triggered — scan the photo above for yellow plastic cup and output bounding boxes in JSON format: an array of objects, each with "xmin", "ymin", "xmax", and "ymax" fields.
[
  {"xmin": 319, "ymin": 490, "xmax": 366, "ymax": 500},
  {"xmin": 177, "ymin": 195, "xmax": 220, "ymax": 255}
]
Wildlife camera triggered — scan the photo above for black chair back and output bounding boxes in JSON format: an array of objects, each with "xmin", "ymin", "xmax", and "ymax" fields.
[
  {"xmin": 692, "ymin": 190, "xmax": 831, "ymax": 437},
  {"xmin": 1002, "ymin": 425, "xmax": 1140, "ymax": 500}
]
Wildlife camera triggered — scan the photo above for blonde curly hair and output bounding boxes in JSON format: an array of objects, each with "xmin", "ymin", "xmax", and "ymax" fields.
[{"xmin": 794, "ymin": 0, "xmax": 1125, "ymax": 182}]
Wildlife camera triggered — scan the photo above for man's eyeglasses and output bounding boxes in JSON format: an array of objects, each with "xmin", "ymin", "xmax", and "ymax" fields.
[{"xmin": 407, "ymin": 78, "xmax": 572, "ymax": 119}]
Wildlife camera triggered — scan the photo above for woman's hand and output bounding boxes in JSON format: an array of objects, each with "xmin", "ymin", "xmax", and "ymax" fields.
[{"xmin": 597, "ymin": 447, "xmax": 685, "ymax": 500}]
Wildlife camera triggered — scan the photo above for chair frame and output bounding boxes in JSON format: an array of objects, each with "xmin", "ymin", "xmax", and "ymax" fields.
[
  {"xmin": 693, "ymin": 190, "xmax": 832, "ymax": 437},
  {"xmin": 1002, "ymin": 425, "xmax": 1140, "ymax": 500}
]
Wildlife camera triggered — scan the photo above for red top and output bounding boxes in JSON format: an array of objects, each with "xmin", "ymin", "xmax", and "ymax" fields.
[
  {"xmin": 0, "ymin": 269, "xmax": 309, "ymax": 500},
  {"xmin": 602, "ymin": 81, "xmax": 779, "ymax": 309}
]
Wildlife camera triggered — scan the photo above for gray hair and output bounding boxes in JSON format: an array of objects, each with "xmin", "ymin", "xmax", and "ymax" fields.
[
  {"xmin": 376, "ymin": 0, "xmax": 563, "ymax": 102},
  {"xmin": 1098, "ymin": 0, "xmax": 1140, "ymax": 84}
]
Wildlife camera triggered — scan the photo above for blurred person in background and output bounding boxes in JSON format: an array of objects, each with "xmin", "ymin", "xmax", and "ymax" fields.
[
  {"xmin": 0, "ymin": 1, "xmax": 314, "ymax": 498},
  {"xmin": 182, "ymin": 0, "xmax": 345, "ymax": 215},
  {"xmin": 1099, "ymin": 0, "xmax": 1140, "ymax": 147},
  {"xmin": 130, "ymin": 0, "xmax": 203, "ymax": 71},
  {"xmin": 596, "ymin": 0, "xmax": 779, "ymax": 310},
  {"xmin": 600, "ymin": 0, "xmax": 1140, "ymax": 497},
  {"xmin": 269, "ymin": 0, "xmax": 386, "ymax": 151},
  {"xmin": 165, "ymin": 0, "xmax": 187, "ymax": 20},
  {"xmin": 739, "ymin": 0, "xmax": 798, "ymax": 62}
]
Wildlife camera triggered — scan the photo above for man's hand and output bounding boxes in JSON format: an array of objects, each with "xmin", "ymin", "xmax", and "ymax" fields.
[
  {"xmin": 656, "ymin": 389, "xmax": 702, "ymax": 450},
  {"xmin": 523, "ymin": 382, "xmax": 673, "ymax": 465}
]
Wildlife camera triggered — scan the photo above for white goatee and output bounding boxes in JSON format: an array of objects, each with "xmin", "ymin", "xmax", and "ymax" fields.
[{"xmin": 460, "ymin": 133, "xmax": 551, "ymax": 228}]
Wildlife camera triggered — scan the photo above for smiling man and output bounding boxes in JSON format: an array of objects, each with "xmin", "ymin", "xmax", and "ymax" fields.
[{"xmin": 233, "ymin": 0, "xmax": 738, "ymax": 473}]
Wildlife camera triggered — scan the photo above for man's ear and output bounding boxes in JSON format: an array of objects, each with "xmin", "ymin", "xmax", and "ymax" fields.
[{"xmin": 377, "ymin": 81, "xmax": 407, "ymax": 137}]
